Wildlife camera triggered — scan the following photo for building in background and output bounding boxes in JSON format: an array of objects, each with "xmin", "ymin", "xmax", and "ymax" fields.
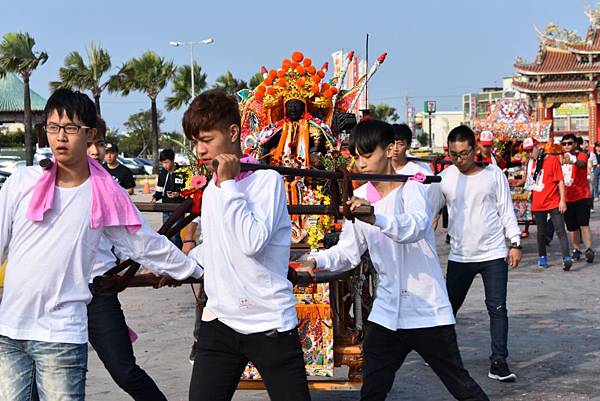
[
  {"xmin": 0, "ymin": 73, "xmax": 46, "ymax": 135},
  {"xmin": 415, "ymin": 111, "xmax": 464, "ymax": 150},
  {"xmin": 512, "ymin": 5, "xmax": 600, "ymax": 147}
]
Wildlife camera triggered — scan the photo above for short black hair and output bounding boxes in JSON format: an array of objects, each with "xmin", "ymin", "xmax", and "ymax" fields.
[
  {"xmin": 44, "ymin": 88, "xmax": 97, "ymax": 129},
  {"xmin": 391, "ymin": 123, "xmax": 412, "ymax": 146},
  {"xmin": 447, "ymin": 125, "xmax": 476, "ymax": 148},
  {"xmin": 349, "ymin": 119, "xmax": 395, "ymax": 155},
  {"xmin": 562, "ymin": 133, "xmax": 577, "ymax": 143},
  {"xmin": 159, "ymin": 149, "xmax": 175, "ymax": 162}
]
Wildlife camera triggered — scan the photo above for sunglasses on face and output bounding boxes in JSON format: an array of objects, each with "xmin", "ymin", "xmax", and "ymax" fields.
[{"xmin": 561, "ymin": 141, "xmax": 574, "ymax": 146}]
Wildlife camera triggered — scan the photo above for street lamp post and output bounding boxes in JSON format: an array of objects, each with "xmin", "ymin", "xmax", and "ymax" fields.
[
  {"xmin": 169, "ymin": 38, "xmax": 214, "ymax": 101},
  {"xmin": 169, "ymin": 38, "xmax": 213, "ymax": 150}
]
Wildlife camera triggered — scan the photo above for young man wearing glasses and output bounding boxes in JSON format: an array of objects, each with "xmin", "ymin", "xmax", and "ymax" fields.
[
  {"xmin": 430, "ymin": 126, "xmax": 522, "ymax": 383},
  {"xmin": 561, "ymin": 134, "xmax": 594, "ymax": 263},
  {"xmin": 0, "ymin": 89, "xmax": 202, "ymax": 401}
]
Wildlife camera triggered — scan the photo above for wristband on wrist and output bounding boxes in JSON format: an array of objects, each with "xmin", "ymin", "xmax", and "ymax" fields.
[{"xmin": 183, "ymin": 240, "xmax": 196, "ymax": 245}]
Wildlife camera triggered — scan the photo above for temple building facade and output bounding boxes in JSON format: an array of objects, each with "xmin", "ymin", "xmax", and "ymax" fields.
[{"xmin": 513, "ymin": 6, "xmax": 600, "ymax": 148}]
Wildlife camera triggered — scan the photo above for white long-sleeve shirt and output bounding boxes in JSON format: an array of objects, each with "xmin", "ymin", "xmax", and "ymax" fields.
[
  {"xmin": 429, "ymin": 165, "xmax": 521, "ymax": 263},
  {"xmin": 0, "ymin": 167, "xmax": 203, "ymax": 344},
  {"xmin": 314, "ymin": 181, "xmax": 455, "ymax": 330},
  {"xmin": 189, "ymin": 170, "xmax": 297, "ymax": 335}
]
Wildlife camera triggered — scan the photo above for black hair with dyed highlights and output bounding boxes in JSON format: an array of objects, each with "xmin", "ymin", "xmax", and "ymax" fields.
[
  {"xmin": 349, "ymin": 119, "xmax": 395, "ymax": 156},
  {"xmin": 44, "ymin": 88, "xmax": 97, "ymax": 129}
]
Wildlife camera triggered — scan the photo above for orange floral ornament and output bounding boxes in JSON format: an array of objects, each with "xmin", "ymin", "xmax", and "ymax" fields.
[{"xmin": 292, "ymin": 51, "xmax": 304, "ymax": 62}]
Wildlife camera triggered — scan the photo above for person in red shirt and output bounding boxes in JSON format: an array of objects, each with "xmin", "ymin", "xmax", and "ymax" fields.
[
  {"xmin": 528, "ymin": 141, "xmax": 572, "ymax": 270},
  {"xmin": 477, "ymin": 130, "xmax": 507, "ymax": 170},
  {"xmin": 561, "ymin": 134, "xmax": 594, "ymax": 263}
]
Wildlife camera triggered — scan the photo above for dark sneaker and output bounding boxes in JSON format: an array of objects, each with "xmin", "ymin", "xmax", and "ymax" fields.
[
  {"xmin": 572, "ymin": 249, "xmax": 582, "ymax": 261},
  {"xmin": 189, "ymin": 341, "xmax": 197, "ymax": 365},
  {"xmin": 585, "ymin": 248, "xmax": 595, "ymax": 263},
  {"xmin": 488, "ymin": 360, "xmax": 517, "ymax": 382},
  {"xmin": 563, "ymin": 256, "xmax": 573, "ymax": 271}
]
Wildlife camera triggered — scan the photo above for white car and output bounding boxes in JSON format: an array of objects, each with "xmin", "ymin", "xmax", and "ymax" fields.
[{"xmin": 0, "ymin": 159, "xmax": 26, "ymax": 175}]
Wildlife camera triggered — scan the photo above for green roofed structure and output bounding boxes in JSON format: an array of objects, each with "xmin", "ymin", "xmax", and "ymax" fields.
[{"xmin": 0, "ymin": 73, "xmax": 46, "ymax": 126}]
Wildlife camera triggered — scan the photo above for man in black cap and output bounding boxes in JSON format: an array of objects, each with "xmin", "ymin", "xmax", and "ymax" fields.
[{"xmin": 104, "ymin": 143, "xmax": 136, "ymax": 195}]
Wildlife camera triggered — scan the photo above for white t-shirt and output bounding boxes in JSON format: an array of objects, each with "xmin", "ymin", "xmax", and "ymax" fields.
[
  {"xmin": 0, "ymin": 167, "xmax": 202, "ymax": 344},
  {"xmin": 429, "ymin": 165, "xmax": 521, "ymax": 263},
  {"xmin": 314, "ymin": 181, "xmax": 455, "ymax": 330},
  {"xmin": 189, "ymin": 170, "xmax": 297, "ymax": 335}
]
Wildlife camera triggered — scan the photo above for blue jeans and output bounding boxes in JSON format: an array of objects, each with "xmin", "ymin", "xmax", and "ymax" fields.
[
  {"xmin": 446, "ymin": 258, "xmax": 509, "ymax": 363},
  {"xmin": 0, "ymin": 335, "xmax": 87, "ymax": 401},
  {"xmin": 593, "ymin": 167, "xmax": 600, "ymax": 199}
]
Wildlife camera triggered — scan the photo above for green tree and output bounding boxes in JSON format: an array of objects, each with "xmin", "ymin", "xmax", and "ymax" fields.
[
  {"xmin": 50, "ymin": 43, "xmax": 111, "ymax": 115},
  {"xmin": 212, "ymin": 71, "xmax": 248, "ymax": 95},
  {"xmin": 159, "ymin": 131, "xmax": 185, "ymax": 153},
  {"xmin": 369, "ymin": 102, "xmax": 400, "ymax": 123},
  {"xmin": 249, "ymin": 72, "xmax": 264, "ymax": 90},
  {"xmin": 0, "ymin": 32, "xmax": 48, "ymax": 165},
  {"xmin": 108, "ymin": 51, "xmax": 175, "ymax": 173},
  {"xmin": 165, "ymin": 62, "xmax": 207, "ymax": 111},
  {"xmin": 122, "ymin": 109, "xmax": 165, "ymax": 158}
]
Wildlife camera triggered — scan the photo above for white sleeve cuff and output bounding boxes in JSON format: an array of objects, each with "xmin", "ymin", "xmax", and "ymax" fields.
[
  {"xmin": 312, "ymin": 253, "xmax": 328, "ymax": 270},
  {"xmin": 191, "ymin": 264, "xmax": 204, "ymax": 279},
  {"xmin": 373, "ymin": 214, "xmax": 390, "ymax": 231},
  {"xmin": 509, "ymin": 235, "xmax": 521, "ymax": 245},
  {"xmin": 219, "ymin": 179, "xmax": 239, "ymax": 193}
]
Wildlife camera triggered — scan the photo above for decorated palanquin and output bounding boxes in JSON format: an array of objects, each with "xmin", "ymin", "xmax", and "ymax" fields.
[
  {"xmin": 237, "ymin": 51, "xmax": 384, "ymax": 388},
  {"xmin": 472, "ymin": 98, "xmax": 552, "ymax": 225},
  {"xmin": 472, "ymin": 98, "xmax": 551, "ymax": 142}
]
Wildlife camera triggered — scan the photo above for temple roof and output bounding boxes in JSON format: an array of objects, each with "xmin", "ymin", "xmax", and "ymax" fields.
[
  {"xmin": 515, "ymin": 47, "xmax": 600, "ymax": 75},
  {"xmin": 512, "ymin": 79, "xmax": 597, "ymax": 94},
  {"xmin": 0, "ymin": 73, "xmax": 46, "ymax": 113}
]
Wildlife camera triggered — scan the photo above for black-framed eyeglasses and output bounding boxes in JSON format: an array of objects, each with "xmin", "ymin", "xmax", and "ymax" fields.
[
  {"xmin": 449, "ymin": 148, "xmax": 474, "ymax": 160},
  {"xmin": 561, "ymin": 141, "xmax": 574, "ymax": 146},
  {"xmin": 45, "ymin": 123, "xmax": 90, "ymax": 135}
]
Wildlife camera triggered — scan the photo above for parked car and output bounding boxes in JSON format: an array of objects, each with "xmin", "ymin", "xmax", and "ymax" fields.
[
  {"xmin": 133, "ymin": 158, "xmax": 154, "ymax": 175},
  {"xmin": 118, "ymin": 156, "xmax": 146, "ymax": 175},
  {"xmin": 0, "ymin": 170, "xmax": 10, "ymax": 190},
  {"xmin": 0, "ymin": 156, "xmax": 21, "ymax": 168},
  {"xmin": 0, "ymin": 160, "xmax": 26, "ymax": 175}
]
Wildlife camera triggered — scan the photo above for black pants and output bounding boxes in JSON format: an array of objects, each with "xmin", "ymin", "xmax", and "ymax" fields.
[
  {"xmin": 87, "ymin": 293, "xmax": 168, "ymax": 401},
  {"xmin": 446, "ymin": 258, "xmax": 508, "ymax": 362},
  {"xmin": 360, "ymin": 323, "xmax": 488, "ymax": 401},
  {"xmin": 189, "ymin": 319, "xmax": 310, "ymax": 401},
  {"xmin": 533, "ymin": 208, "xmax": 570, "ymax": 257}
]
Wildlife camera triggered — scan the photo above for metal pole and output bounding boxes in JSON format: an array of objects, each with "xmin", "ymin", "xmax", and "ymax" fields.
[
  {"xmin": 189, "ymin": 43, "xmax": 195, "ymax": 100},
  {"xmin": 428, "ymin": 113, "xmax": 433, "ymax": 148}
]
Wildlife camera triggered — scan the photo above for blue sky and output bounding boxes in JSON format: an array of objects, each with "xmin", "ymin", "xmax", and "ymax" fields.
[{"xmin": 3, "ymin": 0, "xmax": 596, "ymax": 132}]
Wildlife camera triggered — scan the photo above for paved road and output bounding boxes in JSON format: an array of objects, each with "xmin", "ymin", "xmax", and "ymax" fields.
[{"xmin": 87, "ymin": 193, "xmax": 600, "ymax": 400}]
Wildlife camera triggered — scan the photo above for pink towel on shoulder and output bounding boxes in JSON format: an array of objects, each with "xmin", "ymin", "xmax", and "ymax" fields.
[{"xmin": 26, "ymin": 157, "xmax": 141, "ymax": 234}]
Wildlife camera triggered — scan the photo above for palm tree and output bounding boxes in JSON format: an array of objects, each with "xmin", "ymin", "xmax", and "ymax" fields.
[
  {"xmin": 108, "ymin": 51, "xmax": 175, "ymax": 173},
  {"xmin": 165, "ymin": 62, "xmax": 207, "ymax": 111},
  {"xmin": 212, "ymin": 71, "xmax": 248, "ymax": 95},
  {"xmin": 50, "ymin": 42, "xmax": 111, "ymax": 115},
  {"xmin": 249, "ymin": 72, "xmax": 264, "ymax": 90},
  {"xmin": 0, "ymin": 32, "xmax": 48, "ymax": 165}
]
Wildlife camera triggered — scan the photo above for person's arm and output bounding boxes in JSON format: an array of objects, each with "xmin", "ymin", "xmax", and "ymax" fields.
[
  {"xmin": 220, "ymin": 170, "xmax": 288, "ymax": 257},
  {"xmin": 123, "ymin": 168, "xmax": 136, "ymax": 196},
  {"xmin": 152, "ymin": 171, "xmax": 165, "ymax": 202},
  {"xmin": 371, "ymin": 181, "xmax": 431, "ymax": 243},
  {"xmin": 427, "ymin": 179, "xmax": 446, "ymax": 217},
  {"xmin": 495, "ymin": 169, "xmax": 521, "ymax": 245},
  {"xmin": 311, "ymin": 217, "xmax": 368, "ymax": 273},
  {"xmin": 558, "ymin": 181, "xmax": 567, "ymax": 214},
  {"xmin": 0, "ymin": 174, "xmax": 16, "ymax": 265},
  {"xmin": 104, "ymin": 211, "xmax": 203, "ymax": 280},
  {"xmin": 182, "ymin": 221, "xmax": 199, "ymax": 256},
  {"xmin": 573, "ymin": 152, "xmax": 588, "ymax": 169}
]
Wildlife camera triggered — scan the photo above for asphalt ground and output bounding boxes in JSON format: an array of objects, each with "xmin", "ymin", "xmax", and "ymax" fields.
[{"xmin": 79, "ymin": 191, "xmax": 600, "ymax": 400}]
